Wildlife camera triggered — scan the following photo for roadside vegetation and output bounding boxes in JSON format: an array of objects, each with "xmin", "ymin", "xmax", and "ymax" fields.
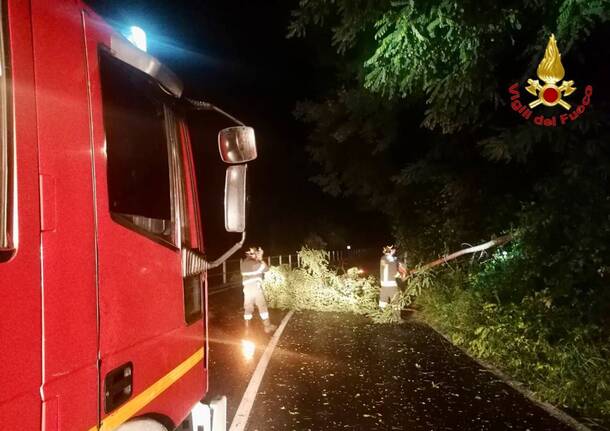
[{"xmin": 417, "ymin": 243, "xmax": 610, "ymax": 427}]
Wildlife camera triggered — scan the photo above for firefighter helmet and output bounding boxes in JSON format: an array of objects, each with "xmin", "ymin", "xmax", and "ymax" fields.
[
  {"xmin": 246, "ymin": 246, "xmax": 264, "ymax": 259},
  {"xmin": 383, "ymin": 244, "xmax": 396, "ymax": 254}
]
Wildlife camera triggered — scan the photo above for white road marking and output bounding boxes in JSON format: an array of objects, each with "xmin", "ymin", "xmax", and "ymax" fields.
[{"xmin": 229, "ymin": 310, "xmax": 295, "ymax": 431}]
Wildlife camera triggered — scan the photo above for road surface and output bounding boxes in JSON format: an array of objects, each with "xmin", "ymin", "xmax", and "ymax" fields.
[{"xmin": 206, "ymin": 283, "xmax": 577, "ymax": 430}]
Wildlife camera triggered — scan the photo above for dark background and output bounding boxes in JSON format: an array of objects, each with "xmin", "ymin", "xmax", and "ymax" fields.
[{"xmin": 87, "ymin": 0, "xmax": 389, "ymax": 257}]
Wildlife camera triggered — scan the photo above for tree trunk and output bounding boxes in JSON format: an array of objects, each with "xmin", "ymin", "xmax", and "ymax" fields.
[{"xmin": 407, "ymin": 234, "xmax": 513, "ymax": 275}]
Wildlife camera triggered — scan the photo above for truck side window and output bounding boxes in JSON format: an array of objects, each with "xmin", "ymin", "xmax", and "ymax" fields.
[
  {"xmin": 169, "ymin": 116, "xmax": 202, "ymax": 324},
  {"xmin": 99, "ymin": 50, "xmax": 175, "ymax": 245}
]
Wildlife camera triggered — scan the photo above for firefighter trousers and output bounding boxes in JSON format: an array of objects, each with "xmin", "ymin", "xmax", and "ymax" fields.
[
  {"xmin": 243, "ymin": 282, "xmax": 269, "ymax": 320},
  {"xmin": 379, "ymin": 285, "xmax": 398, "ymax": 308}
]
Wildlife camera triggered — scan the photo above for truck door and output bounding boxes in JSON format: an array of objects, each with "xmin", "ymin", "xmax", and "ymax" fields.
[{"xmin": 83, "ymin": 12, "xmax": 205, "ymax": 428}]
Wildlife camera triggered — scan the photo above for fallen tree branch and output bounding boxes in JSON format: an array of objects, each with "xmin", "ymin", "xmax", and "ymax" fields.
[{"xmin": 407, "ymin": 234, "xmax": 514, "ymax": 276}]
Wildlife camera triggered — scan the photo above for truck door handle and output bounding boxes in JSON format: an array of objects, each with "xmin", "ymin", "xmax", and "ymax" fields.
[{"xmin": 104, "ymin": 362, "xmax": 133, "ymax": 413}]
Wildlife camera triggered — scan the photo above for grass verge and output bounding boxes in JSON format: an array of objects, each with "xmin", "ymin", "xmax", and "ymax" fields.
[{"xmin": 416, "ymin": 270, "xmax": 610, "ymax": 428}]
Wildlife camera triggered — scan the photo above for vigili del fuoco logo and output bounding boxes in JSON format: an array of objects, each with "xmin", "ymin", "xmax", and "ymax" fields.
[{"xmin": 508, "ymin": 34, "xmax": 592, "ymax": 127}]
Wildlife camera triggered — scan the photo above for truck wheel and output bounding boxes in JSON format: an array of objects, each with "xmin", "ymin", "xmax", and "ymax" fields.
[{"xmin": 115, "ymin": 418, "xmax": 168, "ymax": 431}]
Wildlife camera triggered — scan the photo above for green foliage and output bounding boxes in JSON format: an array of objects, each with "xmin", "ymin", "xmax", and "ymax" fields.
[
  {"xmin": 263, "ymin": 247, "xmax": 433, "ymax": 323},
  {"xmin": 263, "ymin": 248, "xmax": 380, "ymax": 315},
  {"xmin": 556, "ymin": 0, "xmax": 610, "ymax": 50},
  {"xmin": 364, "ymin": 1, "xmax": 517, "ymax": 133},
  {"xmin": 418, "ymin": 269, "xmax": 610, "ymax": 423}
]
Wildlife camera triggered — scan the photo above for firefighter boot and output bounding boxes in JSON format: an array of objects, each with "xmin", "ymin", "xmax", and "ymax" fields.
[{"xmin": 263, "ymin": 319, "xmax": 277, "ymax": 334}]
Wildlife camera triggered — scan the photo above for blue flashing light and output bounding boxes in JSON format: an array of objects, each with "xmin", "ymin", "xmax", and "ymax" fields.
[{"xmin": 126, "ymin": 26, "xmax": 147, "ymax": 52}]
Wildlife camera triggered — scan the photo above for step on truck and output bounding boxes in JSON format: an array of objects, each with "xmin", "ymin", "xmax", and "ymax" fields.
[{"xmin": 0, "ymin": 1, "xmax": 257, "ymax": 429}]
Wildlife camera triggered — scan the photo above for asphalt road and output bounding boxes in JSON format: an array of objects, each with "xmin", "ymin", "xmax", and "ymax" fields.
[{"xmin": 206, "ymin": 283, "xmax": 577, "ymax": 431}]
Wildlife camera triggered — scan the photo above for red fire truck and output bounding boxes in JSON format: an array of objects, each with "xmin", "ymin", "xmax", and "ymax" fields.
[{"xmin": 0, "ymin": 0, "xmax": 256, "ymax": 429}]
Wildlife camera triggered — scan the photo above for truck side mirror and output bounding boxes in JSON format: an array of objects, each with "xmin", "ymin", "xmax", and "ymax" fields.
[
  {"xmin": 224, "ymin": 165, "xmax": 247, "ymax": 233},
  {"xmin": 218, "ymin": 126, "xmax": 257, "ymax": 164}
]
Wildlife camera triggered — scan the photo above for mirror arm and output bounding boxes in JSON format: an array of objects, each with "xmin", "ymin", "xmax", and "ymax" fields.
[
  {"xmin": 185, "ymin": 98, "xmax": 246, "ymax": 127},
  {"xmin": 182, "ymin": 232, "xmax": 246, "ymax": 277},
  {"xmin": 207, "ymin": 231, "xmax": 246, "ymax": 269}
]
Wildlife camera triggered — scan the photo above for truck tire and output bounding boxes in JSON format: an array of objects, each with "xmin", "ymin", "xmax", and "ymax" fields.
[{"xmin": 115, "ymin": 419, "xmax": 169, "ymax": 431}]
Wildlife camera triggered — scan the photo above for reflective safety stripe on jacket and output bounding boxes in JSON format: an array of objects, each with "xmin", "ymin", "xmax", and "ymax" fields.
[
  {"xmin": 380, "ymin": 256, "xmax": 399, "ymax": 287},
  {"xmin": 240, "ymin": 257, "xmax": 267, "ymax": 285}
]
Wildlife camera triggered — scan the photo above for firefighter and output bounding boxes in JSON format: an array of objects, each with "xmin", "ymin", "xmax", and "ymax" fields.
[
  {"xmin": 379, "ymin": 245, "xmax": 405, "ymax": 309},
  {"xmin": 240, "ymin": 247, "xmax": 277, "ymax": 333}
]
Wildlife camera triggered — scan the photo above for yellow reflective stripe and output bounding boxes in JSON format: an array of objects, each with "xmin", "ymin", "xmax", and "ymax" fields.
[{"xmin": 88, "ymin": 347, "xmax": 204, "ymax": 431}]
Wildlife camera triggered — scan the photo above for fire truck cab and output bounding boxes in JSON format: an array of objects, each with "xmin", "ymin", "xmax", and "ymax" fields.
[{"xmin": 0, "ymin": 1, "xmax": 255, "ymax": 430}]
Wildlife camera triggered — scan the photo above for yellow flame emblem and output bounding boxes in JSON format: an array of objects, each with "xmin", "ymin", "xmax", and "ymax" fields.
[{"xmin": 537, "ymin": 34, "xmax": 565, "ymax": 84}]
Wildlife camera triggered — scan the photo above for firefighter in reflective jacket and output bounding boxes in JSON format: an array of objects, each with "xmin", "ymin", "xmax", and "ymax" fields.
[
  {"xmin": 379, "ymin": 245, "xmax": 405, "ymax": 308},
  {"xmin": 240, "ymin": 247, "xmax": 277, "ymax": 333}
]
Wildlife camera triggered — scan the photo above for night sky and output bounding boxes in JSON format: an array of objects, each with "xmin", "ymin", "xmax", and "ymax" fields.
[{"xmin": 87, "ymin": 0, "xmax": 389, "ymax": 256}]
